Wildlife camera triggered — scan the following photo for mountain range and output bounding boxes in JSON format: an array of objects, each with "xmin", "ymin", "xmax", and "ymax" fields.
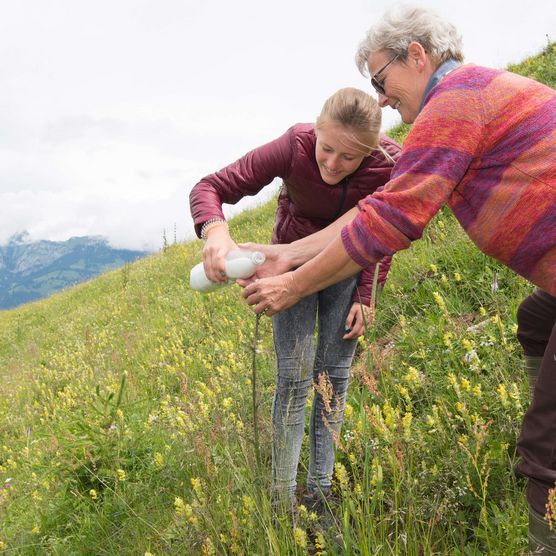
[{"xmin": 0, "ymin": 232, "xmax": 148, "ymax": 310}]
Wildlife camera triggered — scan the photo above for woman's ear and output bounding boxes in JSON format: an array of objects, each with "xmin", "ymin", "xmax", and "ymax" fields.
[{"xmin": 407, "ymin": 41, "xmax": 427, "ymax": 69}]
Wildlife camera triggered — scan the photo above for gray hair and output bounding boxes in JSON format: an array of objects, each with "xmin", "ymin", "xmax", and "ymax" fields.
[{"xmin": 355, "ymin": 5, "xmax": 464, "ymax": 76}]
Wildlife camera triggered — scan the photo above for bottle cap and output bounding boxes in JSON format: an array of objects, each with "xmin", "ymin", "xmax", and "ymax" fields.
[{"xmin": 251, "ymin": 251, "xmax": 265, "ymax": 265}]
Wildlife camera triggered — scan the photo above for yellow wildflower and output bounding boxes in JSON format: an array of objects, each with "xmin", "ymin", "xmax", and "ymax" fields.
[
  {"xmin": 294, "ymin": 527, "xmax": 307, "ymax": 549},
  {"xmin": 191, "ymin": 477, "xmax": 202, "ymax": 497},
  {"xmin": 89, "ymin": 489, "xmax": 98, "ymax": 500},
  {"xmin": 403, "ymin": 366, "xmax": 422, "ymax": 386},
  {"xmin": 334, "ymin": 462, "xmax": 349, "ymax": 491},
  {"xmin": 175, "ymin": 497, "xmax": 198, "ymax": 525},
  {"xmin": 462, "ymin": 338, "xmax": 474, "ymax": 351},
  {"xmin": 383, "ymin": 400, "xmax": 398, "ymax": 431},
  {"xmin": 433, "ymin": 291, "xmax": 447, "ymax": 312},
  {"xmin": 497, "ymin": 384, "xmax": 509, "ymax": 407},
  {"xmin": 314, "ymin": 531, "xmax": 326, "ymax": 553},
  {"xmin": 545, "ymin": 485, "xmax": 556, "ymax": 531},
  {"xmin": 460, "ymin": 378, "xmax": 470, "ymax": 391},
  {"xmin": 242, "ymin": 495, "xmax": 255, "ymax": 516},
  {"xmin": 298, "ymin": 503, "xmax": 309, "ymax": 519},
  {"xmin": 201, "ymin": 537, "xmax": 215, "ymax": 556},
  {"xmin": 174, "ymin": 496, "xmax": 186, "ymax": 516},
  {"xmin": 402, "ymin": 412, "xmax": 413, "ymax": 441},
  {"xmin": 397, "ymin": 385, "xmax": 411, "ymax": 404}
]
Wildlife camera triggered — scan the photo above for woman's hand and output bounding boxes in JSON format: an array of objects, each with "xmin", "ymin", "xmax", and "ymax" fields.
[
  {"xmin": 241, "ymin": 234, "xmax": 364, "ymax": 318},
  {"xmin": 342, "ymin": 302, "xmax": 375, "ymax": 340},
  {"xmin": 241, "ymin": 272, "xmax": 301, "ymax": 316},
  {"xmin": 202, "ymin": 225, "xmax": 238, "ymax": 283},
  {"xmin": 237, "ymin": 242, "xmax": 294, "ymax": 282}
]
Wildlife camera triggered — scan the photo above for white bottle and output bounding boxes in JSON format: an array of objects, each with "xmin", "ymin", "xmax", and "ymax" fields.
[{"xmin": 189, "ymin": 249, "xmax": 266, "ymax": 293}]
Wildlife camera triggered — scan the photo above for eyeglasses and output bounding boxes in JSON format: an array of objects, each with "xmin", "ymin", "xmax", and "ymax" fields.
[{"xmin": 370, "ymin": 54, "xmax": 399, "ymax": 95}]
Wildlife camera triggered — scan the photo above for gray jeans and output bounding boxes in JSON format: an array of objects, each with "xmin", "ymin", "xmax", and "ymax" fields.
[{"xmin": 271, "ymin": 275, "xmax": 359, "ymax": 498}]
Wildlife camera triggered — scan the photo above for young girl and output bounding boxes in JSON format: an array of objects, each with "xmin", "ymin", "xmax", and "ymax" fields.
[{"xmin": 189, "ymin": 87, "xmax": 401, "ymax": 511}]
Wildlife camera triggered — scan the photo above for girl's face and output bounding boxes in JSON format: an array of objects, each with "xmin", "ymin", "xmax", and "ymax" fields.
[{"xmin": 315, "ymin": 124, "xmax": 370, "ymax": 185}]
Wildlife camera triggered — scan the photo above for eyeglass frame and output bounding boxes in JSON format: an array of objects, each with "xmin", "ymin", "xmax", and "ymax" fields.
[{"xmin": 370, "ymin": 54, "xmax": 400, "ymax": 95}]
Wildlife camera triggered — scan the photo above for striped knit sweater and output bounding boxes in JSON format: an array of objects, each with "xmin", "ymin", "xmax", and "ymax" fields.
[{"xmin": 341, "ymin": 64, "xmax": 556, "ymax": 296}]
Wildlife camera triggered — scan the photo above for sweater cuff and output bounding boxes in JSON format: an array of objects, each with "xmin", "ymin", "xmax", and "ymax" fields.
[{"xmin": 341, "ymin": 224, "xmax": 372, "ymax": 268}]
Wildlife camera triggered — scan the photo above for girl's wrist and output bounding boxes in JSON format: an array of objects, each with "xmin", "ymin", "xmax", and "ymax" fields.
[{"xmin": 200, "ymin": 219, "xmax": 228, "ymax": 240}]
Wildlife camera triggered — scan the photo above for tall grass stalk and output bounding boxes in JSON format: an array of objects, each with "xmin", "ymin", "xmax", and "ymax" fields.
[{"xmin": 251, "ymin": 313, "xmax": 263, "ymax": 469}]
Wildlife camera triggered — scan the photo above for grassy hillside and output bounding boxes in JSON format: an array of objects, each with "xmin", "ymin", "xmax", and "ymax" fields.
[{"xmin": 0, "ymin": 45, "xmax": 553, "ymax": 555}]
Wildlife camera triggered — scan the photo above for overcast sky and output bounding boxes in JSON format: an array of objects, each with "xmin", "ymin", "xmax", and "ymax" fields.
[{"xmin": 0, "ymin": 1, "xmax": 553, "ymax": 251}]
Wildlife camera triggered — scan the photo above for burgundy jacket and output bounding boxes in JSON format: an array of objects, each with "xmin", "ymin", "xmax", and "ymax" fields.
[{"xmin": 189, "ymin": 123, "xmax": 401, "ymax": 305}]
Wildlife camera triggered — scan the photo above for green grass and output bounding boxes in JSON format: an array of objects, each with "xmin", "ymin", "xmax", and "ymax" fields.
[{"xmin": 0, "ymin": 45, "xmax": 553, "ymax": 555}]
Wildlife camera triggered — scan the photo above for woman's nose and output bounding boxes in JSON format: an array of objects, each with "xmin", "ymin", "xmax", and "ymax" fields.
[{"xmin": 378, "ymin": 93, "xmax": 389, "ymax": 107}]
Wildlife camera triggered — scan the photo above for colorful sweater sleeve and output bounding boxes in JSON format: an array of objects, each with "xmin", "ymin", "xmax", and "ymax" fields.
[
  {"xmin": 189, "ymin": 128, "xmax": 295, "ymax": 237},
  {"xmin": 342, "ymin": 82, "xmax": 484, "ymax": 267},
  {"xmin": 351, "ymin": 138, "xmax": 402, "ymax": 305}
]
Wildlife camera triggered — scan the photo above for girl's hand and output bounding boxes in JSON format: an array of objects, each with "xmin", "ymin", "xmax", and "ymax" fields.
[
  {"xmin": 202, "ymin": 224, "xmax": 237, "ymax": 283},
  {"xmin": 343, "ymin": 302, "xmax": 375, "ymax": 340}
]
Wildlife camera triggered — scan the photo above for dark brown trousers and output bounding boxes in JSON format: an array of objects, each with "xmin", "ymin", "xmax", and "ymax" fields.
[{"xmin": 516, "ymin": 289, "xmax": 556, "ymax": 514}]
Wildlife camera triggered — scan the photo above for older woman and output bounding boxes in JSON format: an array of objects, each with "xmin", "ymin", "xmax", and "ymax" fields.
[{"xmin": 240, "ymin": 6, "xmax": 556, "ymax": 550}]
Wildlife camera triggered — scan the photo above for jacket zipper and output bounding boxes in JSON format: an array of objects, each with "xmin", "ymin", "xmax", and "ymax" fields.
[{"xmin": 331, "ymin": 177, "xmax": 349, "ymax": 221}]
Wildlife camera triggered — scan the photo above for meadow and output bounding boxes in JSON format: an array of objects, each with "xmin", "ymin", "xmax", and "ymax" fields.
[{"xmin": 0, "ymin": 44, "xmax": 554, "ymax": 555}]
